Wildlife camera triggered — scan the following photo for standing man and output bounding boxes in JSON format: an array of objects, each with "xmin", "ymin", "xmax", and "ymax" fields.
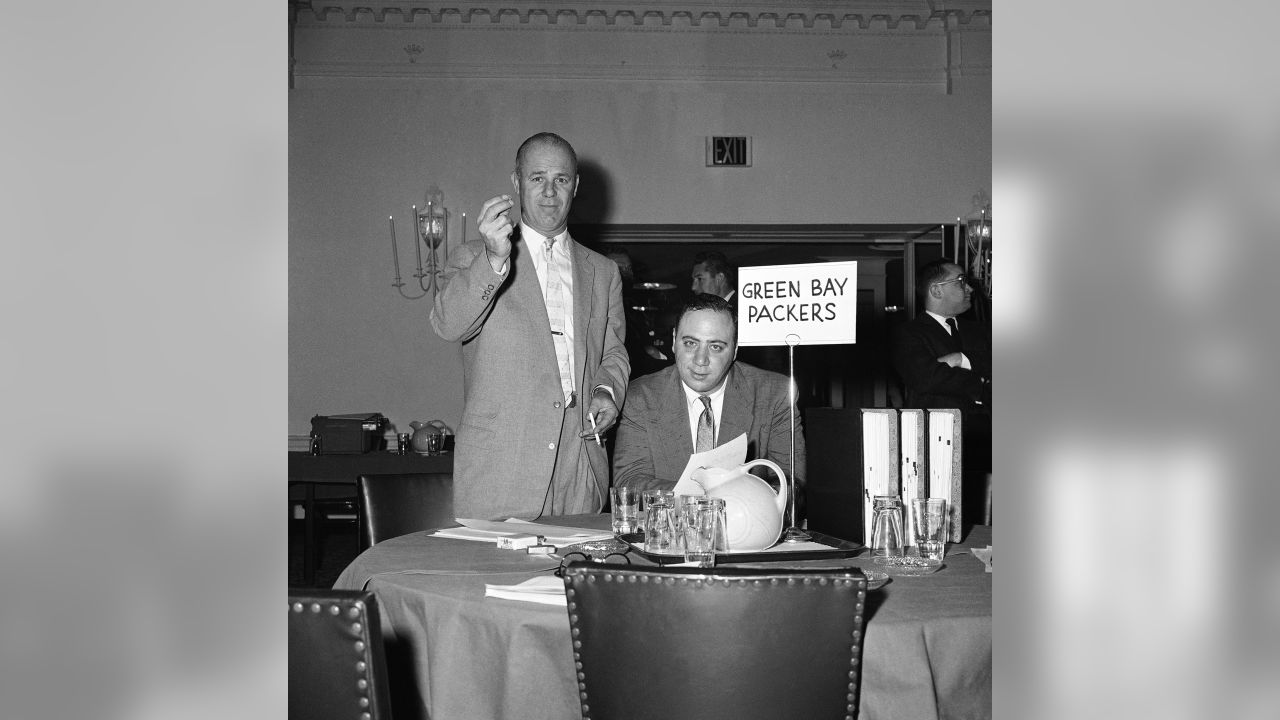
[
  {"xmin": 613, "ymin": 294, "xmax": 804, "ymax": 503},
  {"xmin": 690, "ymin": 251, "xmax": 735, "ymax": 304},
  {"xmin": 891, "ymin": 259, "xmax": 992, "ymax": 525},
  {"xmin": 691, "ymin": 250, "xmax": 788, "ymax": 374},
  {"xmin": 431, "ymin": 133, "xmax": 629, "ymax": 519}
]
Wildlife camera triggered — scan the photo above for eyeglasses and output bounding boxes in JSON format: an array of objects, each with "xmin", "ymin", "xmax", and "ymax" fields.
[
  {"xmin": 931, "ymin": 275, "xmax": 969, "ymax": 288},
  {"xmin": 554, "ymin": 549, "xmax": 632, "ymax": 578}
]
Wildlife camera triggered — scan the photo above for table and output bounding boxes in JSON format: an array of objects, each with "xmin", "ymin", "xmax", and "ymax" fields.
[
  {"xmin": 335, "ymin": 516, "xmax": 991, "ymax": 720},
  {"xmin": 289, "ymin": 450, "xmax": 453, "ymax": 586}
]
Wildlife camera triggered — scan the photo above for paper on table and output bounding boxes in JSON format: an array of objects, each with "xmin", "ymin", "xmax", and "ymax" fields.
[
  {"xmin": 483, "ymin": 576, "xmax": 566, "ymax": 606},
  {"xmin": 456, "ymin": 518, "xmax": 613, "ymax": 545},
  {"xmin": 970, "ymin": 545, "xmax": 992, "ymax": 573},
  {"xmin": 670, "ymin": 433, "xmax": 748, "ymax": 496}
]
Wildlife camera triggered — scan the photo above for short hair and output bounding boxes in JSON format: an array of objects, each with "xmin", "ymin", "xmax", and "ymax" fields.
[
  {"xmin": 679, "ymin": 293, "xmax": 737, "ymax": 335},
  {"xmin": 514, "ymin": 132, "xmax": 578, "ymax": 175},
  {"xmin": 692, "ymin": 251, "xmax": 735, "ymax": 285},
  {"xmin": 917, "ymin": 259, "xmax": 959, "ymax": 301}
]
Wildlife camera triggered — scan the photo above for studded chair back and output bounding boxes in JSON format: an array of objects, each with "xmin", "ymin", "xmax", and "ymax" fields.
[
  {"xmin": 562, "ymin": 564, "xmax": 867, "ymax": 720},
  {"xmin": 356, "ymin": 472, "xmax": 454, "ymax": 551},
  {"xmin": 288, "ymin": 589, "xmax": 392, "ymax": 720}
]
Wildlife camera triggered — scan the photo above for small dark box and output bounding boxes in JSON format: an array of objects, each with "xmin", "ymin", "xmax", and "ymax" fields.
[{"xmin": 309, "ymin": 413, "xmax": 388, "ymax": 454}]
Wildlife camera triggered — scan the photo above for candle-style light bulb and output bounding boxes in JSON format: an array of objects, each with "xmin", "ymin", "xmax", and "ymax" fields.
[
  {"xmin": 413, "ymin": 204, "xmax": 424, "ymax": 273},
  {"xmin": 389, "ymin": 215, "xmax": 401, "ymax": 281}
]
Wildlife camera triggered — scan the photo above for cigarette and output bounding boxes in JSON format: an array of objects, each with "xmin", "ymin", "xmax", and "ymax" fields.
[{"xmin": 587, "ymin": 412, "xmax": 602, "ymax": 447}]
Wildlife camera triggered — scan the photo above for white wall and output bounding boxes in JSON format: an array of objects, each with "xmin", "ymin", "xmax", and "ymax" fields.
[{"xmin": 288, "ymin": 5, "xmax": 990, "ymax": 442}]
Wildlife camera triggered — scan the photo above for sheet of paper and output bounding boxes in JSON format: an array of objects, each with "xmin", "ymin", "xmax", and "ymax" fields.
[
  {"xmin": 456, "ymin": 518, "xmax": 613, "ymax": 545},
  {"xmin": 670, "ymin": 433, "xmax": 748, "ymax": 496},
  {"xmin": 483, "ymin": 576, "xmax": 567, "ymax": 606}
]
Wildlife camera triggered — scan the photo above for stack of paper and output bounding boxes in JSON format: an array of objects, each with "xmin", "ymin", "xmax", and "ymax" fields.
[
  {"xmin": 483, "ymin": 576, "xmax": 567, "ymax": 606},
  {"xmin": 430, "ymin": 518, "xmax": 613, "ymax": 546}
]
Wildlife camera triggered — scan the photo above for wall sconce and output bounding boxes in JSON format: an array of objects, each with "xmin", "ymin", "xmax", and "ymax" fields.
[
  {"xmin": 956, "ymin": 190, "xmax": 992, "ymax": 301},
  {"xmin": 387, "ymin": 185, "xmax": 463, "ymax": 300}
]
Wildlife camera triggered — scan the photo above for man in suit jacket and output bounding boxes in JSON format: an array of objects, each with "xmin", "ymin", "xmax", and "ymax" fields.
[
  {"xmin": 891, "ymin": 259, "xmax": 992, "ymax": 525},
  {"xmin": 613, "ymin": 294, "xmax": 805, "ymax": 500},
  {"xmin": 431, "ymin": 133, "xmax": 629, "ymax": 519},
  {"xmin": 891, "ymin": 260, "xmax": 992, "ymax": 415}
]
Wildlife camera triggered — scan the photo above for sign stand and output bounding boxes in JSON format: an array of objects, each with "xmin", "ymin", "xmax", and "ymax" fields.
[
  {"xmin": 736, "ymin": 260, "xmax": 859, "ymax": 544},
  {"xmin": 780, "ymin": 333, "xmax": 811, "ymax": 544}
]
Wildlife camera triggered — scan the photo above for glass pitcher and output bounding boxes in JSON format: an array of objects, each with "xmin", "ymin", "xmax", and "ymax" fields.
[{"xmin": 870, "ymin": 495, "xmax": 905, "ymax": 557}]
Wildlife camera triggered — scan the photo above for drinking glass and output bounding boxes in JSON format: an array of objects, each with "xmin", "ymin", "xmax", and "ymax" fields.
[
  {"xmin": 684, "ymin": 497, "xmax": 727, "ymax": 567},
  {"xmin": 911, "ymin": 498, "xmax": 948, "ymax": 560},
  {"xmin": 644, "ymin": 499, "xmax": 677, "ymax": 553},
  {"xmin": 870, "ymin": 495, "xmax": 904, "ymax": 558},
  {"xmin": 610, "ymin": 486, "xmax": 641, "ymax": 536},
  {"xmin": 641, "ymin": 489, "xmax": 674, "ymax": 528}
]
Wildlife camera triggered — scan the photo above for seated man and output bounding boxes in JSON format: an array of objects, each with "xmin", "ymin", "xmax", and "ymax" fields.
[{"xmin": 613, "ymin": 294, "xmax": 805, "ymax": 504}]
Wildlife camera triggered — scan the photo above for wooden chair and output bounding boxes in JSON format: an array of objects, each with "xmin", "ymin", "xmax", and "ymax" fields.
[
  {"xmin": 562, "ymin": 564, "xmax": 868, "ymax": 720},
  {"xmin": 288, "ymin": 588, "xmax": 392, "ymax": 720},
  {"xmin": 355, "ymin": 472, "xmax": 454, "ymax": 551}
]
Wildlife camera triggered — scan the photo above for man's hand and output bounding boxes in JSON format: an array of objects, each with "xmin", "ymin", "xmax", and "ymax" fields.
[
  {"xmin": 581, "ymin": 389, "xmax": 619, "ymax": 440},
  {"xmin": 477, "ymin": 194, "xmax": 516, "ymax": 271},
  {"xmin": 936, "ymin": 352, "xmax": 964, "ymax": 368}
]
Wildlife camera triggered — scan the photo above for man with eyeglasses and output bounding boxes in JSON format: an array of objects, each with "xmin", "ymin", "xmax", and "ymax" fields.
[{"xmin": 891, "ymin": 259, "xmax": 992, "ymax": 526}]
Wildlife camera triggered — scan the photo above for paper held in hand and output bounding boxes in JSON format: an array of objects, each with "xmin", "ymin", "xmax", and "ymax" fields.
[{"xmin": 670, "ymin": 433, "xmax": 748, "ymax": 496}]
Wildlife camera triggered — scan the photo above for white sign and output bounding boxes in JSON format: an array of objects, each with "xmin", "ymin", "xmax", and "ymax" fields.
[{"xmin": 736, "ymin": 261, "xmax": 858, "ymax": 346}]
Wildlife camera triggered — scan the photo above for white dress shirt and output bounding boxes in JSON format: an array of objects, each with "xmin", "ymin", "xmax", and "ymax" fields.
[{"xmin": 681, "ymin": 377, "xmax": 727, "ymax": 450}]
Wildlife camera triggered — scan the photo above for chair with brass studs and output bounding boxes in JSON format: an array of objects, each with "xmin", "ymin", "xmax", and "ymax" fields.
[
  {"xmin": 561, "ymin": 564, "xmax": 868, "ymax": 720},
  {"xmin": 288, "ymin": 588, "xmax": 392, "ymax": 720}
]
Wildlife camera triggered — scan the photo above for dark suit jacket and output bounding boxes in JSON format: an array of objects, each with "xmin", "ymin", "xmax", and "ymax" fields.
[
  {"xmin": 890, "ymin": 313, "xmax": 991, "ymax": 415},
  {"xmin": 431, "ymin": 228, "xmax": 629, "ymax": 519},
  {"xmin": 612, "ymin": 362, "xmax": 805, "ymax": 495}
]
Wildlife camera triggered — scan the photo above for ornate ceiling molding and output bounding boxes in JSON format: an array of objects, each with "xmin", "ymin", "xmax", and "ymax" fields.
[
  {"xmin": 291, "ymin": 1, "xmax": 990, "ymax": 87},
  {"xmin": 295, "ymin": 1, "xmax": 990, "ymax": 29}
]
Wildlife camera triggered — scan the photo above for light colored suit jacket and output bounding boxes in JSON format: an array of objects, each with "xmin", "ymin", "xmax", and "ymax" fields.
[
  {"xmin": 431, "ymin": 229, "xmax": 629, "ymax": 519},
  {"xmin": 612, "ymin": 362, "xmax": 805, "ymax": 495}
]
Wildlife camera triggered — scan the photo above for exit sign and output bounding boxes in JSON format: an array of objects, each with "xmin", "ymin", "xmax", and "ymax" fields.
[{"xmin": 706, "ymin": 136, "xmax": 752, "ymax": 167}]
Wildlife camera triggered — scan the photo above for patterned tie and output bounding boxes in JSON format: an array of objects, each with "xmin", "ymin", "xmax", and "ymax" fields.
[
  {"xmin": 543, "ymin": 237, "xmax": 575, "ymax": 404},
  {"xmin": 946, "ymin": 317, "xmax": 963, "ymax": 350},
  {"xmin": 695, "ymin": 395, "xmax": 715, "ymax": 453}
]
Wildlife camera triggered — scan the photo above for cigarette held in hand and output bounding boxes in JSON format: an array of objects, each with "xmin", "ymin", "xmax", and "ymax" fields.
[{"xmin": 587, "ymin": 412, "xmax": 602, "ymax": 446}]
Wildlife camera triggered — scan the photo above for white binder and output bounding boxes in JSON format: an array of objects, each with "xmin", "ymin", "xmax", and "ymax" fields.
[
  {"xmin": 926, "ymin": 408, "xmax": 963, "ymax": 542},
  {"xmin": 898, "ymin": 409, "xmax": 925, "ymax": 547},
  {"xmin": 860, "ymin": 408, "xmax": 899, "ymax": 547}
]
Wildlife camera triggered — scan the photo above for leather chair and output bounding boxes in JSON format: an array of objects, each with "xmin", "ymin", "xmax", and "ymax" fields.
[
  {"xmin": 562, "ymin": 564, "xmax": 868, "ymax": 720},
  {"xmin": 288, "ymin": 589, "xmax": 392, "ymax": 720},
  {"xmin": 355, "ymin": 472, "xmax": 454, "ymax": 551}
]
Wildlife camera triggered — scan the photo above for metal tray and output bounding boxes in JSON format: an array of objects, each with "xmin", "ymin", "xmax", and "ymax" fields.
[{"xmin": 621, "ymin": 530, "xmax": 864, "ymax": 565}]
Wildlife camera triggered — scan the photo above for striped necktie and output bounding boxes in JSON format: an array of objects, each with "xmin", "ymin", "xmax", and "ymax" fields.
[
  {"xmin": 543, "ymin": 237, "xmax": 575, "ymax": 404},
  {"xmin": 695, "ymin": 395, "xmax": 715, "ymax": 452}
]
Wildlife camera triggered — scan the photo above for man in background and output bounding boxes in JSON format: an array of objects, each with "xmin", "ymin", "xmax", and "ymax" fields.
[
  {"xmin": 613, "ymin": 294, "xmax": 804, "ymax": 509},
  {"xmin": 431, "ymin": 132, "xmax": 629, "ymax": 519},
  {"xmin": 690, "ymin": 250, "xmax": 736, "ymax": 303},
  {"xmin": 691, "ymin": 250, "xmax": 788, "ymax": 374},
  {"xmin": 891, "ymin": 259, "xmax": 992, "ymax": 526}
]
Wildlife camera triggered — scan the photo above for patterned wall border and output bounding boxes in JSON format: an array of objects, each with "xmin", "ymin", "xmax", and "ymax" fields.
[{"xmin": 291, "ymin": 1, "xmax": 990, "ymax": 86}]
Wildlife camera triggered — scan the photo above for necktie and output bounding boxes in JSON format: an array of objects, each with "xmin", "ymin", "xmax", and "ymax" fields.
[
  {"xmin": 543, "ymin": 237, "xmax": 575, "ymax": 404},
  {"xmin": 695, "ymin": 395, "xmax": 715, "ymax": 453},
  {"xmin": 946, "ymin": 317, "xmax": 963, "ymax": 349}
]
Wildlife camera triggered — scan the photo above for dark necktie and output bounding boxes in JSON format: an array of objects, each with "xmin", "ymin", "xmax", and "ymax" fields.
[
  {"xmin": 946, "ymin": 317, "xmax": 963, "ymax": 350},
  {"xmin": 695, "ymin": 395, "xmax": 715, "ymax": 453}
]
